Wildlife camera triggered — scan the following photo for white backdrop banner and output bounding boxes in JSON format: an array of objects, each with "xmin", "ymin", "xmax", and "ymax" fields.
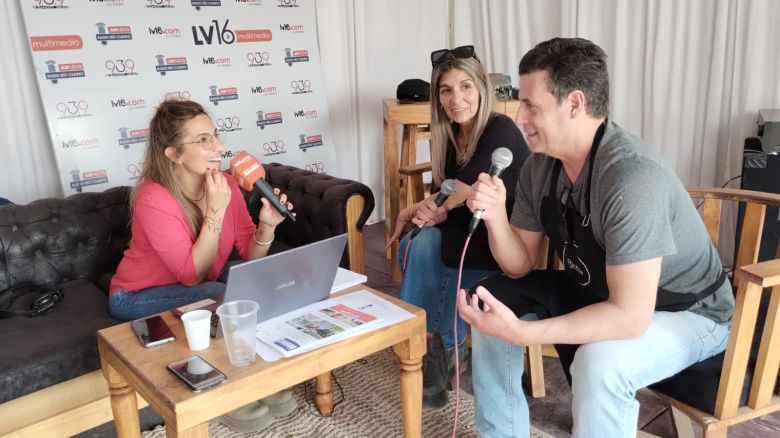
[{"xmin": 19, "ymin": 0, "xmax": 335, "ymax": 195}]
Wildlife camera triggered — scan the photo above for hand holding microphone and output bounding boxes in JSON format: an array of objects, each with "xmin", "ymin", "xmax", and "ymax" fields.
[
  {"xmin": 466, "ymin": 147, "xmax": 513, "ymax": 237},
  {"xmin": 229, "ymin": 151, "xmax": 296, "ymax": 222},
  {"xmin": 409, "ymin": 179, "xmax": 456, "ymax": 240}
]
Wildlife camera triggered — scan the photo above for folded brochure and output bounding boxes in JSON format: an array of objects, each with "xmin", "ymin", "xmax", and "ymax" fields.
[{"xmin": 256, "ymin": 289, "xmax": 412, "ymax": 358}]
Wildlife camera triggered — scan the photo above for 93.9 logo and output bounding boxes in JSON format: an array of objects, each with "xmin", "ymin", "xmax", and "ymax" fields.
[
  {"xmin": 262, "ymin": 140, "xmax": 285, "ymax": 156},
  {"xmin": 216, "ymin": 116, "xmax": 241, "ymax": 132},
  {"xmin": 305, "ymin": 162, "xmax": 325, "ymax": 174},
  {"xmin": 55, "ymin": 100, "xmax": 89, "ymax": 118},
  {"xmin": 290, "ymin": 79, "xmax": 312, "ymax": 94},
  {"xmin": 105, "ymin": 59, "xmax": 137, "ymax": 76},
  {"xmin": 247, "ymin": 51, "xmax": 270, "ymax": 65}
]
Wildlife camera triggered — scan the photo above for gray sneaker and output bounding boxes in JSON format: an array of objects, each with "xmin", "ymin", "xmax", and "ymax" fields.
[
  {"xmin": 261, "ymin": 389, "xmax": 297, "ymax": 417},
  {"xmin": 217, "ymin": 401, "xmax": 275, "ymax": 433}
]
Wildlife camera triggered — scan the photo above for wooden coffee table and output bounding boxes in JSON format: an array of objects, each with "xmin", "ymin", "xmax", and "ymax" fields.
[{"xmin": 97, "ymin": 286, "xmax": 426, "ymax": 437}]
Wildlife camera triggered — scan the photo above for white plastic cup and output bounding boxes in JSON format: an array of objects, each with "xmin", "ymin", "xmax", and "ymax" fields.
[
  {"xmin": 181, "ymin": 310, "xmax": 212, "ymax": 351},
  {"xmin": 216, "ymin": 300, "xmax": 259, "ymax": 367}
]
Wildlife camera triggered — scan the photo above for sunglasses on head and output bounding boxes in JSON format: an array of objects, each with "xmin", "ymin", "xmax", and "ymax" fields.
[{"xmin": 430, "ymin": 45, "xmax": 476, "ymax": 67}]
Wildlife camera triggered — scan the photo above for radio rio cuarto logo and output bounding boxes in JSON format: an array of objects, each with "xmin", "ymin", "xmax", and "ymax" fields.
[
  {"xmin": 305, "ymin": 162, "xmax": 325, "ymax": 174},
  {"xmin": 290, "ymin": 79, "xmax": 312, "ymax": 95},
  {"xmin": 155, "ymin": 55, "xmax": 188, "ymax": 75},
  {"xmin": 95, "ymin": 23, "xmax": 133, "ymax": 45},
  {"xmin": 105, "ymin": 59, "xmax": 138, "ymax": 77},
  {"xmin": 61, "ymin": 137, "xmax": 99, "ymax": 151},
  {"xmin": 277, "ymin": 0, "xmax": 299, "ymax": 8},
  {"xmin": 191, "ymin": 19, "xmax": 272, "ymax": 45},
  {"xmin": 111, "ymin": 97, "xmax": 146, "ymax": 110},
  {"xmin": 250, "ymin": 84, "xmax": 277, "ymax": 96},
  {"xmin": 69, "ymin": 169, "xmax": 108, "ymax": 193},
  {"xmin": 32, "ymin": 0, "xmax": 69, "ymax": 10},
  {"xmin": 216, "ymin": 116, "xmax": 241, "ymax": 132},
  {"xmin": 148, "ymin": 26, "xmax": 181, "ymax": 38},
  {"xmin": 127, "ymin": 162, "xmax": 143, "ymax": 181},
  {"xmin": 30, "ymin": 35, "xmax": 83, "ymax": 51},
  {"xmin": 256, "ymin": 111, "xmax": 283, "ymax": 129},
  {"xmin": 55, "ymin": 100, "xmax": 91, "ymax": 119},
  {"xmin": 118, "ymin": 127, "xmax": 148, "ymax": 148},
  {"xmin": 191, "ymin": 0, "xmax": 220, "ymax": 10},
  {"xmin": 284, "ymin": 48, "xmax": 309, "ymax": 66},
  {"xmin": 294, "ymin": 108, "xmax": 318, "ymax": 119},
  {"xmin": 146, "ymin": 0, "xmax": 174, "ymax": 8},
  {"xmin": 45, "ymin": 60, "xmax": 84, "ymax": 84},
  {"xmin": 247, "ymin": 51, "xmax": 271, "ymax": 68},
  {"xmin": 165, "ymin": 90, "xmax": 191, "ymax": 101},
  {"xmin": 208, "ymin": 85, "xmax": 239, "ymax": 105},
  {"xmin": 279, "ymin": 23, "xmax": 304, "ymax": 34},
  {"xmin": 298, "ymin": 133, "xmax": 323, "ymax": 152},
  {"xmin": 262, "ymin": 140, "xmax": 285, "ymax": 157}
]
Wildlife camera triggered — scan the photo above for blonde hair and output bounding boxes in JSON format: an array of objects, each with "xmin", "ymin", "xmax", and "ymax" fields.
[
  {"xmin": 429, "ymin": 56, "xmax": 495, "ymax": 185},
  {"xmin": 131, "ymin": 99, "xmax": 208, "ymax": 234}
]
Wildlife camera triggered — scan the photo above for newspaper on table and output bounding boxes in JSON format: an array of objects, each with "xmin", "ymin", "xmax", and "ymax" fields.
[{"xmin": 256, "ymin": 290, "xmax": 413, "ymax": 359}]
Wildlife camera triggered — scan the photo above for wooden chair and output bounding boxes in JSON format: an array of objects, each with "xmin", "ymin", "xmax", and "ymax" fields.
[{"xmin": 648, "ymin": 187, "xmax": 780, "ymax": 437}]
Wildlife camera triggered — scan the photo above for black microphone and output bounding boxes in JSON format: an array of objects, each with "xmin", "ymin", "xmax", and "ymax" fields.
[
  {"xmin": 466, "ymin": 147, "xmax": 513, "ymax": 237},
  {"xmin": 230, "ymin": 151, "xmax": 296, "ymax": 222},
  {"xmin": 409, "ymin": 179, "xmax": 456, "ymax": 240}
]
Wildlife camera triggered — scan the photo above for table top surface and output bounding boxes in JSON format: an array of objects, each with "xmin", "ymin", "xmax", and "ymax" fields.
[{"xmin": 97, "ymin": 286, "xmax": 425, "ymax": 429}]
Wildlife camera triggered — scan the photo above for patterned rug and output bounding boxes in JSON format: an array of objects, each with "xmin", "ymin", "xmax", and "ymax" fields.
[{"xmin": 142, "ymin": 348, "xmax": 550, "ymax": 437}]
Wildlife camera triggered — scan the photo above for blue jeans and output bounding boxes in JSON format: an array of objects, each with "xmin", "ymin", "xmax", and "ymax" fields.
[
  {"xmin": 472, "ymin": 310, "xmax": 730, "ymax": 437},
  {"xmin": 109, "ymin": 261, "xmax": 238, "ymax": 321},
  {"xmin": 398, "ymin": 227, "xmax": 499, "ymax": 349}
]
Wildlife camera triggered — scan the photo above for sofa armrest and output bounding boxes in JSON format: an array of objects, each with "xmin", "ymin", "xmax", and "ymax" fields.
[{"xmin": 241, "ymin": 164, "xmax": 374, "ymax": 274}]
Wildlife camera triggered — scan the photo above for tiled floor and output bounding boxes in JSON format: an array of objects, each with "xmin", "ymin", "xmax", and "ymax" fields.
[{"xmin": 361, "ymin": 221, "xmax": 780, "ymax": 437}]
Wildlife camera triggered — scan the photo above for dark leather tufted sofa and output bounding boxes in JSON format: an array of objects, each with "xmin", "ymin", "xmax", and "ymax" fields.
[{"xmin": 0, "ymin": 163, "xmax": 374, "ymax": 437}]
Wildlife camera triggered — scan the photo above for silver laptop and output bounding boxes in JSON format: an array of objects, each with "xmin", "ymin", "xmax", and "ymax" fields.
[{"xmin": 223, "ymin": 233, "xmax": 348, "ymax": 322}]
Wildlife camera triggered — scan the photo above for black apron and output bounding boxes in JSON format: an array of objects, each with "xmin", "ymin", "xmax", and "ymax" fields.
[{"xmin": 538, "ymin": 122, "xmax": 726, "ymax": 379}]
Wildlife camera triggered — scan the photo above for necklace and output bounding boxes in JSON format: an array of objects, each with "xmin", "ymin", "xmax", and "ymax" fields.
[{"xmin": 185, "ymin": 186, "xmax": 205, "ymax": 202}]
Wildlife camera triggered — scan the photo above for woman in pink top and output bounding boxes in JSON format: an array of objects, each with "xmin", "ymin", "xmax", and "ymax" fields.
[{"xmin": 109, "ymin": 99, "xmax": 293, "ymax": 321}]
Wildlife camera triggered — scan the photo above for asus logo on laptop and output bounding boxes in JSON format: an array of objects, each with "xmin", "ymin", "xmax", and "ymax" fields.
[{"xmin": 275, "ymin": 280, "xmax": 296, "ymax": 291}]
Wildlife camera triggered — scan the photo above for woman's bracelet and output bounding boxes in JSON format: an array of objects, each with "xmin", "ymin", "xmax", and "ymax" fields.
[{"xmin": 253, "ymin": 230, "xmax": 274, "ymax": 246}]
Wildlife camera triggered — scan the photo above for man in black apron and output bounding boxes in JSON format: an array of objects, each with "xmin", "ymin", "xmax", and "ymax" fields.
[{"xmin": 457, "ymin": 38, "xmax": 734, "ymax": 438}]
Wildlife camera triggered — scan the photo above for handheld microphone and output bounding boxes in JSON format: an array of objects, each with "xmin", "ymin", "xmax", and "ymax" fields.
[
  {"xmin": 409, "ymin": 179, "xmax": 456, "ymax": 240},
  {"xmin": 229, "ymin": 151, "xmax": 296, "ymax": 222},
  {"xmin": 466, "ymin": 147, "xmax": 513, "ymax": 237}
]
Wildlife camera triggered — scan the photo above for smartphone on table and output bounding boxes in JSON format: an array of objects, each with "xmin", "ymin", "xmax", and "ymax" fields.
[
  {"xmin": 130, "ymin": 315, "xmax": 176, "ymax": 348},
  {"xmin": 167, "ymin": 355, "xmax": 227, "ymax": 392}
]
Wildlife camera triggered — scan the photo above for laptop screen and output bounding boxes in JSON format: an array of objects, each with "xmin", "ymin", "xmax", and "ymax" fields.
[{"xmin": 223, "ymin": 233, "xmax": 348, "ymax": 322}]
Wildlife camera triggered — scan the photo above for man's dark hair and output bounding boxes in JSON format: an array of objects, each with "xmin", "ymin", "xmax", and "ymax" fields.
[{"xmin": 519, "ymin": 37, "xmax": 609, "ymax": 118}]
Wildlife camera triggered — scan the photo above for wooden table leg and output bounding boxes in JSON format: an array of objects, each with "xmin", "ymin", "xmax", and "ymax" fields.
[
  {"xmin": 101, "ymin": 360, "xmax": 141, "ymax": 438},
  {"xmin": 383, "ymin": 118, "xmax": 402, "ymax": 282},
  {"xmin": 393, "ymin": 333, "xmax": 426, "ymax": 438},
  {"xmin": 165, "ymin": 422, "xmax": 208, "ymax": 438},
  {"xmin": 315, "ymin": 372, "xmax": 334, "ymax": 416}
]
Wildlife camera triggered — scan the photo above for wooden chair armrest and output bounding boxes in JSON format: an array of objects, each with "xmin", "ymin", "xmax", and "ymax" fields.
[
  {"xmin": 735, "ymin": 259, "xmax": 780, "ymax": 287},
  {"xmin": 687, "ymin": 187, "xmax": 780, "ymax": 206}
]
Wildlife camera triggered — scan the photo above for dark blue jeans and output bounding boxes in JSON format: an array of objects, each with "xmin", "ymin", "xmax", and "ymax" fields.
[
  {"xmin": 398, "ymin": 227, "xmax": 498, "ymax": 349},
  {"xmin": 109, "ymin": 260, "xmax": 240, "ymax": 321}
]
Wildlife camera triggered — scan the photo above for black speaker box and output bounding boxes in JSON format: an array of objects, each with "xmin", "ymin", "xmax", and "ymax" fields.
[{"xmin": 737, "ymin": 145, "xmax": 780, "ymax": 262}]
